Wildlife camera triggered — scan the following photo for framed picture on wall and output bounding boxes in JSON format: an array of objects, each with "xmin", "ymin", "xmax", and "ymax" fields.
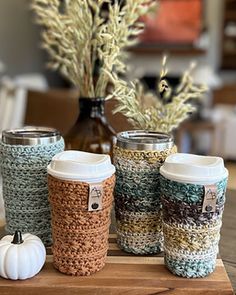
[{"xmin": 140, "ymin": 0, "xmax": 203, "ymax": 45}]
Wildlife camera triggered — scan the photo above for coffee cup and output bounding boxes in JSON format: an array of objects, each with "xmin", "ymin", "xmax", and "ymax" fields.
[
  {"xmin": 160, "ymin": 153, "xmax": 228, "ymax": 278},
  {"xmin": 47, "ymin": 150, "xmax": 115, "ymax": 276}
]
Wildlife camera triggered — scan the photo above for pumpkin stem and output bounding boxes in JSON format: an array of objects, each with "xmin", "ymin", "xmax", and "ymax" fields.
[{"xmin": 12, "ymin": 230, "xmax": 23, "ymax": 244}]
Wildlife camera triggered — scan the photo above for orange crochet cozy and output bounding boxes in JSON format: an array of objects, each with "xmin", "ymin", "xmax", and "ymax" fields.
[{"xmin": 48, "ymin": 174, "xmax": 115, "ymax": 276}]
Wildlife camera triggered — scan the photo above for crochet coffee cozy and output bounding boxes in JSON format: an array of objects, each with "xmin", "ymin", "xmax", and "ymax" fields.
[
  {"xmin": 160, "ymin": 176, "xmax": 227, "ymax": 278},
  {"xmin": 48, "ymin": 174, "xmax": 115, "ymax": 276},
  {"xmin": 114, "ymin": 145, "xmax": 177, "ymax": 254},
  {"xmin": 0, "ymin": 138, "xmax": 64, "ymax": 246}
]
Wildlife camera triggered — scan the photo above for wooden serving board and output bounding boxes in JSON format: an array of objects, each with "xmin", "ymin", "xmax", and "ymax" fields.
[{"xmin": 0, "ymin": 231, "xmax": 234, "ymax": 295}]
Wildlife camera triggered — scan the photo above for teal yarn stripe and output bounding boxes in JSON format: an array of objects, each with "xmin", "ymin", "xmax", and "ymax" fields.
[
  {"xmin": 164, "ymin": 254, "xmax": 216, "ymax": 278},
  {"xmin": 0, "ymin": 138, "xmax": 64, "ymax": 246},
  {"xmin": 160, "ymin": 176, "xmax": 227, "ymax": 205},
  {"xmin": 115, "ymin": 169, "xmax": 161, "ymax": 199}
]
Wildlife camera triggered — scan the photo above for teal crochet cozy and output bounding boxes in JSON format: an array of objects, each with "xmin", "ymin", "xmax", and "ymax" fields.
[
  {"xmin": 0, "ymin": 138, "xmax": 64, "ymax": 246},
  {"xmin": 160, "ymin": 176, "xmax": 227, "ymax": 278}
]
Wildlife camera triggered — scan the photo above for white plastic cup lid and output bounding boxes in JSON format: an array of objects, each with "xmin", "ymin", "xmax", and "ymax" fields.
[
  {"xmin": 160, "ymin": 153, "xmax": 228, "ymax": 185},
  {"xmin": 47, "ymin": 150, "xmax": 115, "ymax": 183}
]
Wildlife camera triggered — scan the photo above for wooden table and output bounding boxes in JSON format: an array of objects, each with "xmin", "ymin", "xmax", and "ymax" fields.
[
  {"xmin": 0, "ymin": 233, "xmax": 233, "ymax": 295},
  {"xmin": 0, "ymin": 190, "xmax": 235, "ymax": 295},
  {"xmin": 220, "ymin": 189, "xmax": 236, "ymax": 293}
]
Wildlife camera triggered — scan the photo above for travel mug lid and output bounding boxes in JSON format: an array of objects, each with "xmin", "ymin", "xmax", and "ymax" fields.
[
  {"xmin": 116, "ymin": 130, "xmax": 173, "ymax": 151},
  {"xmin": 160, "ymin": 153, "xmax": 228, "ymax": 185},
  {"xmin": 47, "ymin": 150, "xmax": 115, "ymax": 182},
  {"xmin": 2, "ymin": 126, "xmax": 61, "ymax": 145}
]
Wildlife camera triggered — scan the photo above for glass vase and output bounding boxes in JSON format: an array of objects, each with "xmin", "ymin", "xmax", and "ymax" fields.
[{"xmin": 64, "ymin": 97, "xmax": 115, "ymax": 156}]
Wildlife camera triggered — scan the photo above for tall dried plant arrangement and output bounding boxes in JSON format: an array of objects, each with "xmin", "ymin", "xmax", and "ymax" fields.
[
  {"xmin": 107, "ymin": 56, "xmax": 208, "ymax": 133},
  {"xmin": 31, "ymin": 0, "xmax": 157, "ymax": 98}
]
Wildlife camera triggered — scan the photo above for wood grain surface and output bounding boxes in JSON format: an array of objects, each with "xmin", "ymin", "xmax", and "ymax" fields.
[
  {"xmin": 0, "ymin": 231, "xmax": 234, "ymax": 295},
  {"xmin": 220, "ymin": 189, "xmax": 236, "ymax": 293}
]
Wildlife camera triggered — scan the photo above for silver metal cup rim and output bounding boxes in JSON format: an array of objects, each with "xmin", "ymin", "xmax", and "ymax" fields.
[
  {"xmin": 116, "ymin": 130, "xmax": 174, "ymax": 151},
  {"xmin": 2, "ymin": 126, "xmax": 61, "ymax": 146}
]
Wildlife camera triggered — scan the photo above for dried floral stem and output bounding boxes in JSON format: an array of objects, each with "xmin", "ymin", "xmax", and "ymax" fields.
[{"xmin": 109, "ymin": 56, "xmax": 208, "ymax": 133}]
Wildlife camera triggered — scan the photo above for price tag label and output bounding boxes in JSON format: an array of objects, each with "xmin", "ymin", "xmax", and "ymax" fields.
[
  {"xmin": 202, "ymin": 184, "xmax": 217, "ymax": 213},
  {"xmin": 88, "ymin": 183, "xmax": 103, "ymax": 211}
]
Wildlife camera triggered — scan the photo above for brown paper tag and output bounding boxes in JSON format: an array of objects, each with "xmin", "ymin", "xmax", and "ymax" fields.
[
  {"xmin": 202, "ymin": 184, "xmax": 217, "ymax": 213},
  {"xmin": 88, "ymin": 183, "xmax": 103, "ymax": 211}
]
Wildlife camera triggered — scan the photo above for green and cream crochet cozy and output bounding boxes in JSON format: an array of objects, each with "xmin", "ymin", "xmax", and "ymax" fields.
[
  {"xmin": 113, "ymin": 145, "xmax": 177, "ymax": 254},
  {"xmin": 0, "ymin": 138, "xmax": 64, "ymax": 246},
  {"xmin": 160, "ymin": 176, "xmax": 227, "ymax": 278}
]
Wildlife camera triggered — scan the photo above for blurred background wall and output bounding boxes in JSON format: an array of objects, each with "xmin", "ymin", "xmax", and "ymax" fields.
[
  {"xmin": 0, "ymin": 0, "xmax": 44, "ymax": 76},
  {"xmin": 0, "ymin": 0, "xmax": 225, "ymax": 76},
  {"xmin": 0, "ymin": 0, "xmax": 68, "ymax": 86}
]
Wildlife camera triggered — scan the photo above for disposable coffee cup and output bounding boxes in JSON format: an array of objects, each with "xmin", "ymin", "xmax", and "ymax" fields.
[
  {"xmin": 47, "ymin": 150, "xmax": 115, "ymax": 276},
  {"xmin": 160, "ymin": 153, "xmax": 228, "ymax": 278}
]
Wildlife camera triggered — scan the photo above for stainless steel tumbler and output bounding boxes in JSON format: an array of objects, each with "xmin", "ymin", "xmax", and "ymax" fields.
[
  {"xmin": 113, "ymin": 130, "xmax": 176, "ymax": 254},
  {"xmin": 0, "ymin": 126, "xmax": 64, "ymax": 245}
]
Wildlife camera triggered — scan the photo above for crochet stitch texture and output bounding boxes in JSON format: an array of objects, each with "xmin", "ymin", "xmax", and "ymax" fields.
[
  {"xmin": 160, "ymin": 176, "xmax": 227, "ymax": 278},
  {"xmin": 48, "ymin": 174, "xmax": 115, "ymax": 276},
  {"xmin": 0, "ymin": 138, "xmax": 64, "ymax": 246},
  {"xmin": 114, "ymin": 145, "xmax": 176, "ymax": 254}
]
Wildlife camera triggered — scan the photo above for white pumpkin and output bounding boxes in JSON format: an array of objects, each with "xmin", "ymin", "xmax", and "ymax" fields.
[{"xmin": 0, "ymin": 231, "xmax": 46, "ymax": 280}]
